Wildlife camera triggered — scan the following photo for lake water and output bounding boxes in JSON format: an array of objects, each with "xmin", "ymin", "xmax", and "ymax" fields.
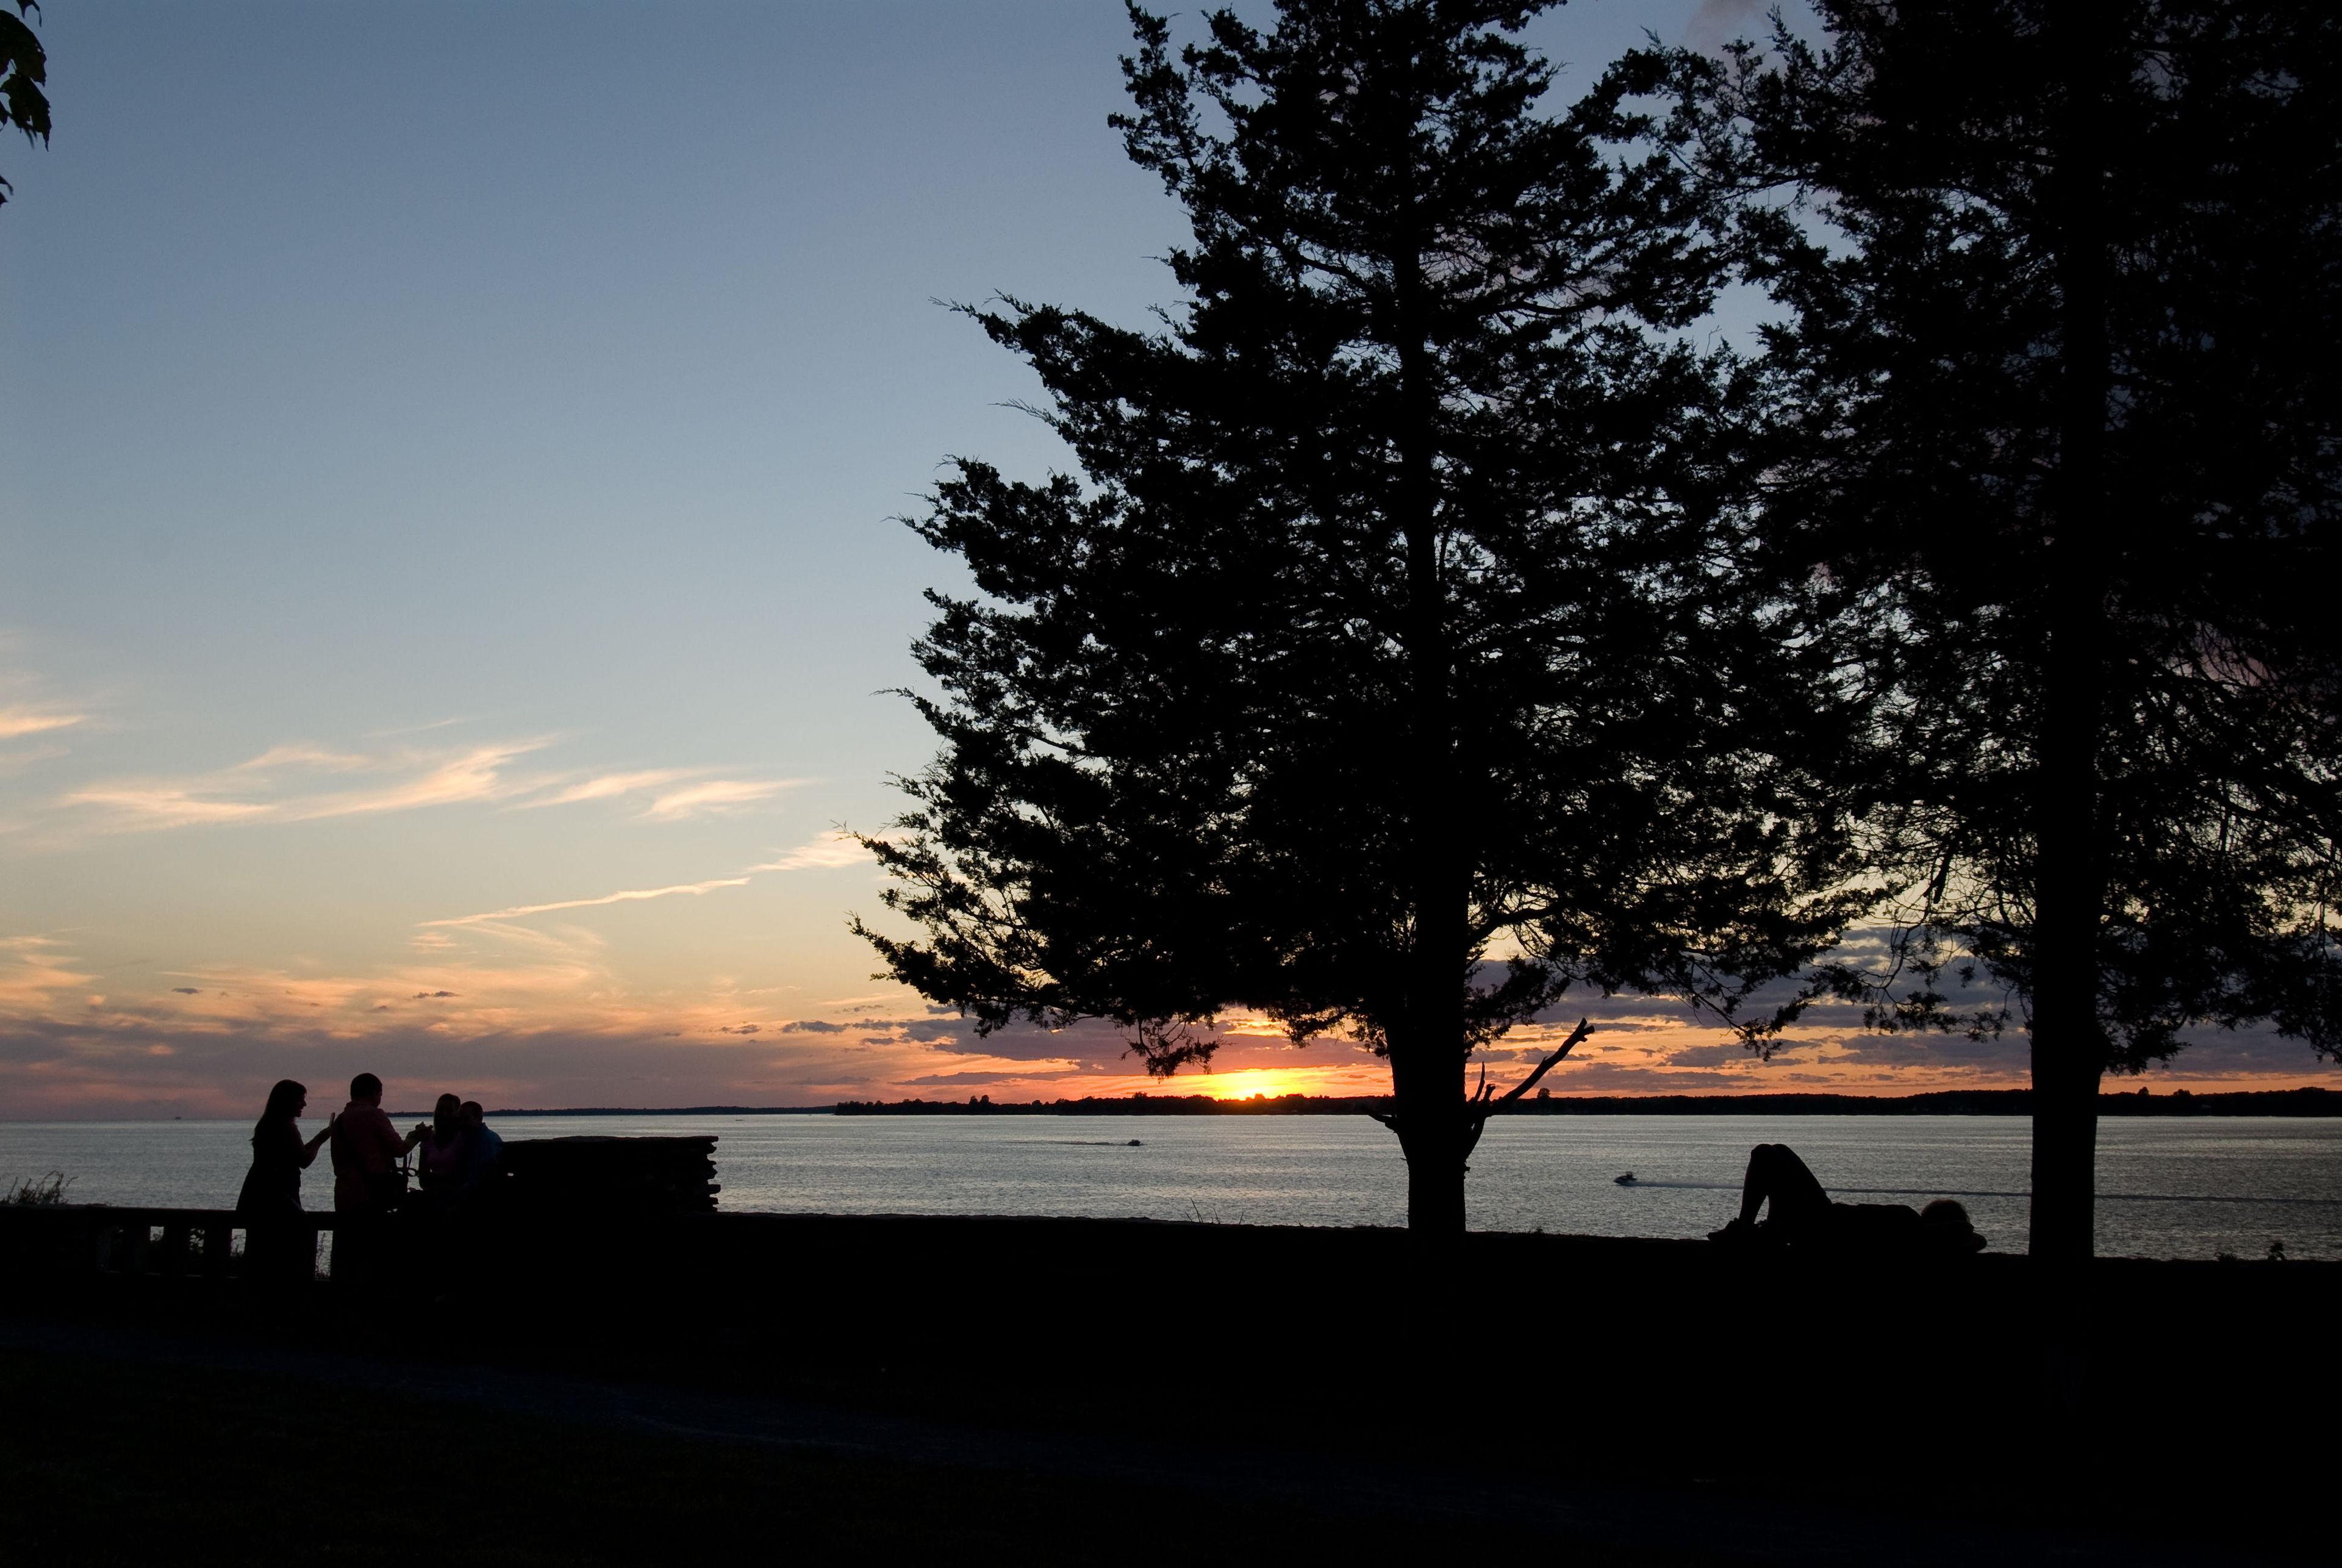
[{"xmin": 4, "ymin": 1114, "xmax": 2337, "ymax": 1260}]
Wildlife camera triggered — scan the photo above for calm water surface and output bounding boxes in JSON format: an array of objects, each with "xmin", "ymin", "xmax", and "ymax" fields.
[{"xmin": 3, "ymin": 1114, "xmax": 2335, "ymax": 1260}]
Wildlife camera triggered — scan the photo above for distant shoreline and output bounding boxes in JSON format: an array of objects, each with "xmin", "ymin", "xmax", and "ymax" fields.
[
  {"xmin": 472, "ymin": 1087, "xmax": 2342, "ymax": 1119},
  {"xmin": 481, "ymin": 1105, "xmax": 834, "ymax": 1117}
]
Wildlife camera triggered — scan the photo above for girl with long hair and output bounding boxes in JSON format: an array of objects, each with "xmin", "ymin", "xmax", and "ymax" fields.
[{"xmin": 235, "ymin": 1078, "xmax": 334, "ymax": 1216}]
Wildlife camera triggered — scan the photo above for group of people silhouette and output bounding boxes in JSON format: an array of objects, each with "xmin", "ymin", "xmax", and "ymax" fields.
[{"xmin": 235, "ymin": 1073, "xmax": 504, "ymax": 1220}]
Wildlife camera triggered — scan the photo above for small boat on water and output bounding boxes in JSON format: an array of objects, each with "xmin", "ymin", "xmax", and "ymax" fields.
[{"xmin": 1614, "ymin": 1172, "xmax": 1636, "ymax": 1185}]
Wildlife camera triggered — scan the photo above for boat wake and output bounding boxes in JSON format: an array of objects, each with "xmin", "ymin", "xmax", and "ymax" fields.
[{"xmin": 1608, "ymin": 1180, "xmax": 2342, "ymax": 1206}]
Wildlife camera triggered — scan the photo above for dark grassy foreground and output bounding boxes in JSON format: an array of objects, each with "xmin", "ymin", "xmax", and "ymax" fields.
[
  {"xmin": 0, "ymin": 1348, "xmax": 1688, "ymax": 1568},
  {"xmin": 4, "ymin": 1212, "xmax": 2333, "ymax": 1565}
]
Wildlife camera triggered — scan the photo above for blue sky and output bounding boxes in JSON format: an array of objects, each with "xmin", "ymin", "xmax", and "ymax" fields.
[{"xmin": 2, "ymin": 0, "xmax": 2316, "ymax": 1116}]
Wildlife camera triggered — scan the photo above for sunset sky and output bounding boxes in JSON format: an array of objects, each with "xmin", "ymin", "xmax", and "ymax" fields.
[{"xmin": 1, "ymin": 1, "xmax": 2329, "ymax": 1118}]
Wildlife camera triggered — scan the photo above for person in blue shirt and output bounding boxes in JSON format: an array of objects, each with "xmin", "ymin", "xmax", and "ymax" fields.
[{"xmin": 458, "ymin": 1100, "xmax": 504, "ymax": 1201}]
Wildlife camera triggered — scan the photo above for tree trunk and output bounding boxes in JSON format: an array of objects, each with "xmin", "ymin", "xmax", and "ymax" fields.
[
  {"xmin": 2030, "ymin": 1, "xmax": 2114, "ymax": 1265},
  {"xmin": 1392, "ymin": 229, "xmax": 1469, "ymax": 1237},
  {"xmin": 1391, "ymin": 1034, "xmax": 1467, "ymax": 1234}
]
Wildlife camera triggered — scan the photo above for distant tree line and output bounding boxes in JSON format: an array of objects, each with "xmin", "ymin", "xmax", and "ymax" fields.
[
  {"xmin": 854, "ymin": 0, "xmax": 2342, "ymax": 1261},
  {"xmin": 834, "ymin": 1087, "xmax": 2341, "ymax": 1117}
]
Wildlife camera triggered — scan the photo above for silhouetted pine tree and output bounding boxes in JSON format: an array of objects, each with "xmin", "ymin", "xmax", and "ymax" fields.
[
  {"xmin": 854, "ymin": 0, "xmax": 1876, "ymax": 1233},
  {"xmin": 0, "ymin": 1, "xmax": 47, "ymax": 207},
  {"xmin": 1678, "ymin": 1, "xmax": 2342, "ymax": 1259}
]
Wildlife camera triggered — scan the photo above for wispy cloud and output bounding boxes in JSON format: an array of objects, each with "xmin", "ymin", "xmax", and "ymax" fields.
[
  {"xmin": 231, "ymin": 743, "xmax": 374, "ymax": 773},
  {"xmin": 383, "ymin": 829, "xmax": 868, "ymax": 981},
  {"xmin": 35, "ymin": 714, "xmax": 808, "ymax": 839},
  {"xmin": 416, "ymin": 830, "xmax": 870, "ymax": 936},
  {"xmin": 0, "ymin": 707, "xmax": 83, "ymax": 742},
  {"xmin": 750, "ymin": 831, "xmax": 874, "ymax": 872},
  {"xmin": 60, "ymin": 785, "xmax": 280, "ymax": 829},
  {"xmin": 641, "ymin": 779, "xmax": 801, "ymax": 820},
  {"xmin": 422, "ymin": 876, "xmax": 753, "ymax": 929},
  {"xmin": 59, "ymin": 740, "xmax": 552, "ymax": 832},
  {"xmin": 525, "ymin": 769, "xmax": 704, "ymax": 809},
  {"xmin": 281, "ymin": 745, "xmax": 545, "ymax": 820},
  {"xmin": 0, "ymin": 935, "xmax": 99, "ymax": 1007}
]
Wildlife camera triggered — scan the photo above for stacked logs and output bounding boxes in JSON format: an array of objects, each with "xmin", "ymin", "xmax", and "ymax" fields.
[{"xmin": 497, "ymin": 1134, "xmax": 720, "ymax": 1214}]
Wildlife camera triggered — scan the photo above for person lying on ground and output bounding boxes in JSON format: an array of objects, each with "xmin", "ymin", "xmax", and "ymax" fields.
[
  {"xmin": 1708, "ymin": 1143, "xmax": 1987, "ymax": 1256},
  {"xmin": 329, "ymin": 1072, "xmax": 425, "ymax": 1215}
]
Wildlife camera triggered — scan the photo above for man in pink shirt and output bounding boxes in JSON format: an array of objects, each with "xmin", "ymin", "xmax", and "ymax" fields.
[{"xmin": 329, "ymin": 1072, "xmax": 423, "ymax": 1213}]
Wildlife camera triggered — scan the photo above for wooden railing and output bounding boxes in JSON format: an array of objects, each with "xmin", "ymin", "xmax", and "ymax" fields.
[{"xmin": 0, "ymin": 1205, "xmax": 339, "ymax": 1284}]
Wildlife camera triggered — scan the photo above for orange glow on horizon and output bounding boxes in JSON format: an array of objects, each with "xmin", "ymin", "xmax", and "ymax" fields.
[
  {"xmin": 1203, "ymin": 1070, "xmax": 1311, "ymax": 1100},
  {"xmin": 1157, "ymin": 1066, "xmax": 1376, "ymax": 1101}
]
